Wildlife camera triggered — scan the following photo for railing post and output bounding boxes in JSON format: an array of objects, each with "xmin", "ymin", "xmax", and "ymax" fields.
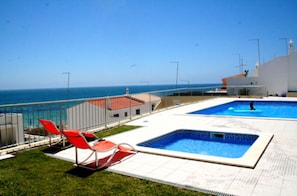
[
  {"xmin": 149, "ymin": 94, "xmax": 152, "ymax": 114},
  {"xmin": 104, "ymin": 97, "xmax": 107, "ymax": 128},
  {"xmin": 59, "ymin": 103, "xmax": 63, "ymax": 130},
  {"xmin": 129, "ymin": 94, "xmax": 132, "ymax": 120}
]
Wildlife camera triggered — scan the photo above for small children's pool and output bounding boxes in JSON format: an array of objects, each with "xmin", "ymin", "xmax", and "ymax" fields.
[
  {"xmin": 188, "ymin": 100, "xmax": 297, "ymax": 119},
  {"xmin": 136, "ymin": 129, "xmax": 273, "ymax": 168},
  {"xmin": 138, "ymin": 129, "xmax": 258, "ymax": 158}
]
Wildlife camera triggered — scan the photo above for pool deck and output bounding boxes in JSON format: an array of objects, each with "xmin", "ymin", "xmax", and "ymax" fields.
[{"xmin": 52, "ymin": 97, "xmax": 297, "ymax": 196}]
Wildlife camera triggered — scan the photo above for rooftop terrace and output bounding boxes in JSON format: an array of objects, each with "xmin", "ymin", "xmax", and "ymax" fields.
[{"xmin": 50, "ymin": 97, "xmax": 297, "ymax": 195}]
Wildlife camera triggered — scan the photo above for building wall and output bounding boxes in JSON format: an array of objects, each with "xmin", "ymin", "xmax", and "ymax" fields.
[
  {"xmin": 227, "ymin": 50, "xmax": 297, "ymax": 96},
  {"xmin": 288, "ymin": 52, "xmax": 297, "ymax": 91},
  {"xmin": 67, "ymin": 102, "xmax": 105, "ymax": 130},
  {"xmin": 0, "ymin": 113, "xmax": 24, "ymax": 146},
  {"xmin": 67, "ymin": 101, "xmax": 153, "ymax": 131},
  {"xmin": 227, "ymin": 77, "xmax": 265, "ymax": 95},
  {"xmin": 258, "ymin": 56, "xmax": 289, "ymax": 95}
]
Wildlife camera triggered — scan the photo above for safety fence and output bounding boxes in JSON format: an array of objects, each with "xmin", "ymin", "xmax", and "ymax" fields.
[{"xmin": 0, "ymin": 85, "xmax": 228, "ymax": 153}]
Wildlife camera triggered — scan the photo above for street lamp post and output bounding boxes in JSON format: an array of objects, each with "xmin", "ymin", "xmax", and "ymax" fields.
[
  {"xmin": 170, "ymin": 61, "xmax": 179, "ymax": 88},
  {"xmin": 62, "ymin": 72, "xmax": 70, "ymax": 99},
  {"xmin": 181, "ymin": 80, "xmax": 190, "ymax": 87},
  {"xmin": 248, "ymin": 38, "xmax": 261, "ymax": 66},
  {"xmin": 61, "ymin": 72, "xmax": 70, "ymax": 129},
  {"xmin": 181, "ymin": 79, "xmax": 191, "ymax": 95}
]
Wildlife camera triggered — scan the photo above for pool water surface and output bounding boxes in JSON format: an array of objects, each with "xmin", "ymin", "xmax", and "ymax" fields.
[
  {"xmin": 189, "ymin": 100, "xmax": 297, "ymax": 119},
  {"xmin": 138, "ymin": 129, "xmax": 258, "ymax": 158},
  {"xmin": 136, "ymin": 128, "xmax": 273, "ymax": 168}
]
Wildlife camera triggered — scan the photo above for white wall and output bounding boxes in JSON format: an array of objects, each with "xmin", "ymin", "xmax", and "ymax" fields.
[
  {"xmin": 258, "ymin": 56, "xmax": 289, "ymax": 95},
  {"xmin": 227, "ymin": 50, "xmax": 297, "ymax": 96},
  {"xmin": 228, "ymin": 77, "xmax": 259, "ymax": 86},
  {"xmin": 288, "ymin": 52, "xmax": 297, "ymax": 91},
  {"xmin": 227, "ymin": 77, "xmax": 265, "ymax": 95},
  {"xmin": 67, "ymin": 102, "xmax": 105, "ymax": 130},
  {"xmin": 0, "ymin": 113, "xmax": 24, "ymax": 146},
  {"xmin": 67, "ymin": 101, "xmax": 153, "ymax": 131}
]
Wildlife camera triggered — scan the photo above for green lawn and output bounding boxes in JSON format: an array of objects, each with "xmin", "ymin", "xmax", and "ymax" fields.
[{"xmin": 0, "ymin": 126, "xmax": 209, "ymax": 195}]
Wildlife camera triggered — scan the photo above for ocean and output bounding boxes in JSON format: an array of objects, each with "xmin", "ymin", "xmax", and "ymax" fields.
[{"xmin": 0, "ymin": 83, "xmax": 220, "ymax": 105}]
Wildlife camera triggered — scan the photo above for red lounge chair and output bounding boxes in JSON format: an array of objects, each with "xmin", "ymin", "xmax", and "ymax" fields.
[
  {"xmin": 61, "ymin": 129, "xmax": 135, "ymax": 170},
  {"xmin": 38, "ymin": 119, "xmax": 96, "ymax": 147}
]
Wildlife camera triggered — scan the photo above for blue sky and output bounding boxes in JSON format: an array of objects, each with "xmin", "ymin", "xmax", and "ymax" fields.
[{"xmin": 0, "ymin": 0, "xmax": 296, "ymax": 90}]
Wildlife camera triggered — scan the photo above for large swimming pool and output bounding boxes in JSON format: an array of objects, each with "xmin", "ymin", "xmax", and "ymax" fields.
[{"xmin": 189, "ymin": 100, "xmax": 297, "ymax": 119}]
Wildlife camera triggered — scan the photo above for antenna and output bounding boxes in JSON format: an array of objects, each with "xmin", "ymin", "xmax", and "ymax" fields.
[{"xmin": 233, "ymin": 53, "xmax": 241, "ymax": 73}]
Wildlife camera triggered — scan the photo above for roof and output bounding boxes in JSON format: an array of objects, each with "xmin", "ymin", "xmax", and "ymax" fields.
[
  {"xmin": 131, "ymin": 93, "xmax": 161, "ymax": 103},
  {"xmin": 87, "ymin": 96, "xmax": 144, "ymax": 111}
]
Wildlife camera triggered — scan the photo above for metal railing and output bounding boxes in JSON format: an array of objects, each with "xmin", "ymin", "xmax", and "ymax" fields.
[
  {"xmin": 0, "ymin": 86, "xmax": 227, "ymax": 153},
  {"xmin": 226, "ymin": 85, "xmax": 266, "ymax": 97}
]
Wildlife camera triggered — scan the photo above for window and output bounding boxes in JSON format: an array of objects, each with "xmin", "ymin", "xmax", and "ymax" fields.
[
  {"xmin": 136, "ymin": 109, "xmax": 140, "ymax": 115},
  {"xmin": 113, "ymin": 113, "xmax": 119, "ymax": 117},
  {"xmin": 151, "ymin": 104, "xmax": 155, "ymax": 111},
  {"xmin": 124, "ymin": 112, "xmax": 128, "ymax": 117}
]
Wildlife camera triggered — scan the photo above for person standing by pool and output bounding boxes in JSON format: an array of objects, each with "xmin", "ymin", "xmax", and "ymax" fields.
[{"xmin": 250, "ymin": 101, "xmax": 256, "ymax": 110}]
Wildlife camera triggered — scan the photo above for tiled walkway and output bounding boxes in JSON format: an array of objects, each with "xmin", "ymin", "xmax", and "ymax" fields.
[{"xmin": 53, "ymin": 97, "xmax": 297, "ymax": 196}]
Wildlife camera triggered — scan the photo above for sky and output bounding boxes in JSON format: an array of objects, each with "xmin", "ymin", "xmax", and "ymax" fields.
[{"xmin": 0, "ymin": 0, "xmax": 296, "ymax": 90}]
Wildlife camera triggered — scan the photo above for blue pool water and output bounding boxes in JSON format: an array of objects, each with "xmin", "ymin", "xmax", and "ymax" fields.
[
  {"xmin": 189, "ymin": 100, "xmax": 297, "ymax": 119},
  {"xmin": 137, "ymin": 129, "xmax": 259, "ymax": 158}
]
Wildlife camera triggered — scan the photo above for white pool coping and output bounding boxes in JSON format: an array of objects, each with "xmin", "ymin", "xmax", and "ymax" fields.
[{"xmin": 135, "ymin": 129, "xmax": 273, "ymax": 168}]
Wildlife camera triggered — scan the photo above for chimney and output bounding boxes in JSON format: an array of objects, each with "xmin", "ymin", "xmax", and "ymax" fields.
[{"xmin": 289, "ymin": 40, "xmax": 294, "ymax": 55}]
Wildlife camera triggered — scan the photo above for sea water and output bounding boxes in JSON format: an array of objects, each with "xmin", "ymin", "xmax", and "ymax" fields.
[
  {"xmin": 0, "ymin": 84, "xmax": 220, "ymax": 128},
  {"xmin": 0, "ymin": 84, "xmax": 219, "ymax": 105}
]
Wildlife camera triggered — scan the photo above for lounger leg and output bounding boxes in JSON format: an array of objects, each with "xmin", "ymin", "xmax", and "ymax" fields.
[
  {"xmin": 95, "ymin": 151, "xmax": 98, "ymax": 168},
  {"xmin": 75, "ymin": 147, "xmax": 78, "ymax": 165},
  {"xmin": 62, "ymin": 135, "xmax": 65, "ymax": 147},
  {"xmin": 49, "ymin": 134, "xmax": 52, "ymax": 146}
]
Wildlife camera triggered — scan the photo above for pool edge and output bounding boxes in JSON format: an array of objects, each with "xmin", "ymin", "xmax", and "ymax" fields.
[{"xmin": 135, "ymin": 130, "xmax": 274, "ymax": 169}]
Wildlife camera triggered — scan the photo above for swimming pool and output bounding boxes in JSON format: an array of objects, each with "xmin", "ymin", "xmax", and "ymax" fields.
[
  {"xmin": 189, "ymin": 100, "xmax": 297, "ymax": 119},
  {"xmin": 138, "ymin": 129, "xmax": 258, "ymax": 158},
  {"xmin": 136, "ymin": 129, "xmax": 273, "ymax": 168}
]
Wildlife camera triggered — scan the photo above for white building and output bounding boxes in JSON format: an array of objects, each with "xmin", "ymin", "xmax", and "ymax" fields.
[
  {"xmin": 227, "ymin": 40, "xmax": 297, "ymax": 96},
  {"xmin": 0, "ymin": 113, "xmax": 24, "ymax": 147},
  {"xmin": 67, "ymin": 94, "xmax": 161, "ymax": 130}
]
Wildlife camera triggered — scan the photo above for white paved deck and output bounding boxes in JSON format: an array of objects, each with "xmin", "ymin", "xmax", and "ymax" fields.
[{"xmin": 53, "ymin": 97, "xmax": 297, "ymax": 196}]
